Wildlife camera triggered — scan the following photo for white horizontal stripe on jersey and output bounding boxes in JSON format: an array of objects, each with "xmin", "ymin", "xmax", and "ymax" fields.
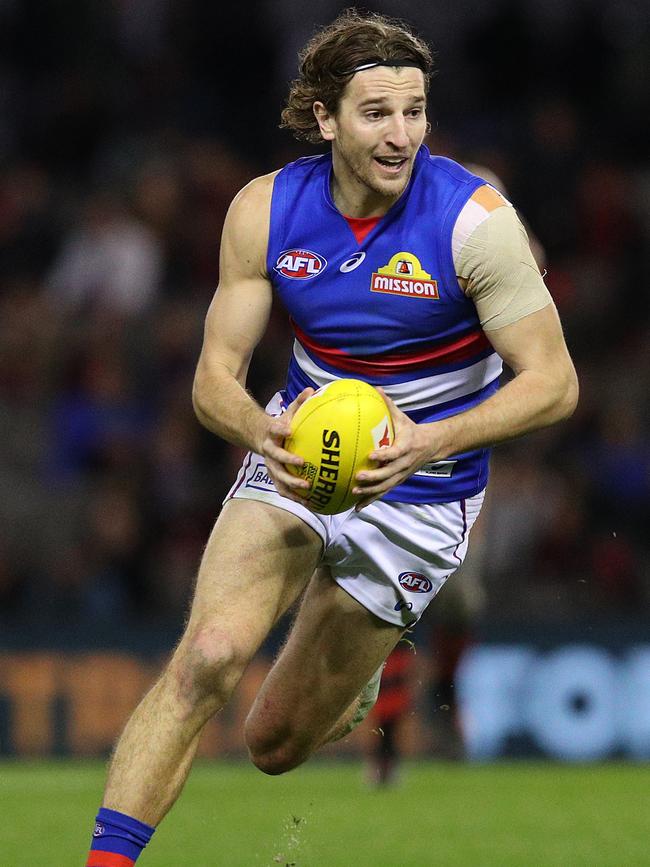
[{"xmin": 292, "ymin": 340, "xmax": 503, "ymax": 413}]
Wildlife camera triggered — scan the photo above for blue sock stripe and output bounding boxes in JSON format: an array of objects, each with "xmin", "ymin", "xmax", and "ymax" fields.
[
  {"xmin": 96, "ymin": 808, "xmax": 155, "ymax": 845},
  {"xmin": 90, "ymin": 808, "xmax": 156, "ymax": 861}
]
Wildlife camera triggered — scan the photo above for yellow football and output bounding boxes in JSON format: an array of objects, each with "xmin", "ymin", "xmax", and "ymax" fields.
[{"xmin": 284, "ymin": 379, "xmax": 394, "ymax": 514}]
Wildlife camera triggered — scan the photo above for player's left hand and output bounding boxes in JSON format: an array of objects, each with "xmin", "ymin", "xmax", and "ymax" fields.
[{"xmin": 352, "ymin": 389, "xmax": 435, "ymax": 510}]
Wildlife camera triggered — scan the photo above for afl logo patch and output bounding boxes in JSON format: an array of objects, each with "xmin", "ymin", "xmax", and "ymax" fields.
[
  {"xmin": 398, "ymin": 571, "xmax": 433, "ymax": 593},
  {"xmin": 275, "ymin": 249, "xmax": 326, "ymax": 280},
  {"xmin": 340, "ymin": 251, "xmax": 366, "ymax": 273}
]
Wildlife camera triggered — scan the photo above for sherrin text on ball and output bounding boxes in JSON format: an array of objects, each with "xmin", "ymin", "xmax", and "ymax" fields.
[{"xmin": 284, "ymin": 379, "xmax": 394, "ymax": 514}]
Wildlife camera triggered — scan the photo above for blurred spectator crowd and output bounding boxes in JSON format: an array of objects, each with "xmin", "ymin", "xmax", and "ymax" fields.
[{"xmin": 0, "ymin": 0, "xmax": 648, "ymax": 630}]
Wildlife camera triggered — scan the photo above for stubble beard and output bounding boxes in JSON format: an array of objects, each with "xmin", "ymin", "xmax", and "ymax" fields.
[{"xmin": 336, "ymin": 135, "xmax": 412, "ymax": 203}]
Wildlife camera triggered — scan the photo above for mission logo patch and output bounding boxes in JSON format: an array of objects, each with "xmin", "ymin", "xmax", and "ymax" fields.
[{"xmin": 371, "ymin": 252, "xmax": 439, "ymax": 299}]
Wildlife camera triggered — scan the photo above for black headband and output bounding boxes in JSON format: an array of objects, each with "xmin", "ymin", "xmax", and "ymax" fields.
[{"xmin": 338, "ymin": 58, "xmax": 425, "ymax": 77}]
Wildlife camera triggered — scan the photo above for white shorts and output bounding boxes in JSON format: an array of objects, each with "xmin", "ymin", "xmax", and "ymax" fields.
[{"xmin": 224, "ymin": 393, "xmax": 484, "ymax": 627}]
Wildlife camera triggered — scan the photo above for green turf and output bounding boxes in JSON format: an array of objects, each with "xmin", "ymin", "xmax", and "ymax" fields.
[{"xmin": 0, "ymin": 759, "xmax": 648, "ymax": 865}]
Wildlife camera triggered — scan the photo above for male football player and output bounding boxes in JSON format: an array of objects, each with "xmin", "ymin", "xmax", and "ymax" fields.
[{"xmin": 86, "ymin": 10, "xmax": 577, "ymax": 864}]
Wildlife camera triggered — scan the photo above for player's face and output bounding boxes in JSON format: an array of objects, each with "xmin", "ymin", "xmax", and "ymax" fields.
[{"xmin": 323, "ymin": 67, "xmax": 427, "ymax": 208}]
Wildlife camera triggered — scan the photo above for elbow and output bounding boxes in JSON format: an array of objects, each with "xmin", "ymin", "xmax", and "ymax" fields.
[
  {"xmin": 192, "ymin": 371, "xmax": 210, "ymax": 426},
  {"xmin": 557, "ymin": 367, "xmax": 579, "ymax": 421}
]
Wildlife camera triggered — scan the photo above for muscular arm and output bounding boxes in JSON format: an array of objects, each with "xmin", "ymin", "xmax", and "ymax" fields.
[
  {"xmin": 192, "ymin": 174, "xmax": 276, "ymax": 452},
  {"xmin": 192, "ymin": 173, "xmax": 312, "ymax": 500},
  {"xmin": 422, "ymin": 302, "xmax": 578, "ymax": 457},
  {"xmin": 353, "ymin": 187, "xmax": 579, "ymax": 505},
  {"xmin": 354, "ymin": 304, "xmax": 578, "ymax": 504},
  {"xmin": 427, "ymin": 186, "xmax": 579, "ymax": 452}
]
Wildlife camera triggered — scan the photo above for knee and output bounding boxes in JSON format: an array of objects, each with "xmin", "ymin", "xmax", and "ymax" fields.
[
  {"xmin": 247, "ymin": 740, "xmax": 309, "ymax": 776},
  {"xmin": 245, "ymin": 715, "xmax": 312, "ymax": 776},
  {"xmin": 169, "ymin": 624, "xmax": 249, "ymax": 714}
]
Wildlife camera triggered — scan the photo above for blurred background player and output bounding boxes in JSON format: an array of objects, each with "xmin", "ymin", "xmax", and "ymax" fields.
[{"xmin": 366, "ymin": 641, "xmax": 415, "ymax": 785}]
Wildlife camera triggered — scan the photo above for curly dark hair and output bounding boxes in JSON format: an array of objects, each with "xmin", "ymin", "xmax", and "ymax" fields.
[{"xmin": 280, "ymin": 9, "xmax": 434, "ymax": 144}]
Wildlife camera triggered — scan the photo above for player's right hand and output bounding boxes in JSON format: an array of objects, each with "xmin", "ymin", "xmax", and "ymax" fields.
[{"xmin": 259, "ymin": 388, "xmax": 314, "ymax": 503}]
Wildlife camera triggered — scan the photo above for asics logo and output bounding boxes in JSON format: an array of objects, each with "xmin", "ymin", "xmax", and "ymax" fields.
[{"xmin": 340, "ymin": 252, "xmax": 366, "ymax": 273}]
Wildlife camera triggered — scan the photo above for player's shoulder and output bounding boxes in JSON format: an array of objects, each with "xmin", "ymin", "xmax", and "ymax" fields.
[
  {"xmin": 272, "ymin": 152, "xmax": 332, "ymax": 198},
  {"xmin": 422, "ymin": 153, "xmax": 481, "ymax": 186},
  {"xmin": 452, "ymin": 186, "xmax": 519, "ymax": 263},
  {"xmin": 230, "ymin": 171, "xmax": 279, "ymax": 214},
  {"xmin": 224, "ymin": 172, "xmax": 279, "ymax": 243},
  {"xmin": 227, "ymin": 152, "xmax": 330, "ymax": 222},
  {"xmin": 218, "ymin": 173, "xmax": 279, "ymax": 264}
]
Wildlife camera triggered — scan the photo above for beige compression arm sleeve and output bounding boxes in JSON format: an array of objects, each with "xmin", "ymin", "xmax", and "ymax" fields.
[{"xmin": 453, "ymin": 188, "xmax": 552, "ymax": 331}]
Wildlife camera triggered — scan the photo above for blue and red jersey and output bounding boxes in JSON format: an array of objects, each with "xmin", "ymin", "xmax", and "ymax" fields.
[{"xmin": 267, "ymin": 145, "xmax": 502, "ymax": 503}]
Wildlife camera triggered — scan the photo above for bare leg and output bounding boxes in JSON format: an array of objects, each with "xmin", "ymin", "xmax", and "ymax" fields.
[
  {"xmin": 103, "ymin": 500, "xmax": 322, "ymax": 825},
  {"xmin": 320, "ymin": 660, "xmax": 385, "ymax": 745},
  {"xmin": 245, "ymin": 567, "xmax": 403, "ymax": 775}
]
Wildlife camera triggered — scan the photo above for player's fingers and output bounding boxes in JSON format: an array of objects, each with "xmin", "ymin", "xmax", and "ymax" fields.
[
  {"xmin": 284, "ymin": 387, "xmax": 315, "ymax": 419},
  {"xmin": 266, "ymin": 454, "xmax": 317, "ymax": 507},
  {"xmin": 351, "ymin": 477, "xmax": 395, "ymax": 497},
  {"xmin": 367, "ymin": 421, "xmax": 414, "ymax": 464},
  {"xmin": 354, "ymin": 493, "xmax": 382, "ymax": 511},
  {"xmin": 278, "ymin": 475, "xmax": 310, "ymax": 492},
  {"xmin": 271, "ymin": 476, "xmax": 310, "ymax": 502},
  {"xmin": 277, "ymin": 485, "xmax": 310, "ymax": 504},
  {"xmin": 265, "ymin": 456, "xmax": 310, "ymax": 490},
  {"xmin": 366, "ymin": 443, "xmax": 404, "ymax": 463},
  {"xmin": 355, "ymin": 452, "xmax": 411, "ymax": 484},
  {"xmin": 354, "ymin": 468, "xmax": 390, "ymax": 488},
  {"xmin": 267, "ymin": 417, "xmax": 292, "ymax": 441},
  {"xmin": 263, "ymin": 437, "xmax": 304, "ymax": 467},
  {"xmin": 376, "ymin": 387, "xmax": 407, "ymax": 421},
  {"xmin": 352, "ymin": 456, "xmax": 415, "ymax": 496},
  {"xmin": 295, "ymin": 386, "xmax": 315, "ymax": 404},
  {"xmin": 275, "ymin": 484, "xmax": 310, "ymax": 505}
]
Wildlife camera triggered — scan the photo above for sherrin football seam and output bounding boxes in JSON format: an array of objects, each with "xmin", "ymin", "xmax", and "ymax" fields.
[{"xmin": 287, "ymin": 390, "xmax": 386, "ymax": 429}]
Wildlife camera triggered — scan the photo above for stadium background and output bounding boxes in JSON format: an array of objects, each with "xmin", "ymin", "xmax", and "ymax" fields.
[{"xmin": 0, "ymin": 0, "xmax": 648, "ymax": 766}]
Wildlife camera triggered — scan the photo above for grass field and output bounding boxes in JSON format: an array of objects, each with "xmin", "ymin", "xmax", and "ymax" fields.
[{"xmin": 0, "ymin": 759, "xmax": 648, "ymax": 865}]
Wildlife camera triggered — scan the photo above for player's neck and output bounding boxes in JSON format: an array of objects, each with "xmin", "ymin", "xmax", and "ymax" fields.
[{"xmin": 330, "ymin": 155, "xmax": 400, "ymax": 219}]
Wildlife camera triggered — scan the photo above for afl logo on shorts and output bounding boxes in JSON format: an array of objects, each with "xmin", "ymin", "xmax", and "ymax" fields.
[
  {"xmin": 275, "ymin": 249, "xmax": 327, "ymax": 280},
  {"xmin": 398, "ymin": 571, "xmax": 433, "ymax": 593}
]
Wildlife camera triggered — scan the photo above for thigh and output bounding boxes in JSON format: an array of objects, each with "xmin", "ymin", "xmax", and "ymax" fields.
[
  {"xmin": 248, "ymin": 566, "xmax": 404, "ymax": 743},
  {"xmin": 326, "ymin": 493, "xmax": 485, "ymax": 628},
  {"xmin": 183, "ymin": 498, "xmax": 323, "ymax": 656}
]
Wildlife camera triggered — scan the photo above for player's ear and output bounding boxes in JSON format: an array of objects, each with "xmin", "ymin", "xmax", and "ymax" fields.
[{"xmin": 313, "ymin": 102, "xmax": 336, "ymax": 141}]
